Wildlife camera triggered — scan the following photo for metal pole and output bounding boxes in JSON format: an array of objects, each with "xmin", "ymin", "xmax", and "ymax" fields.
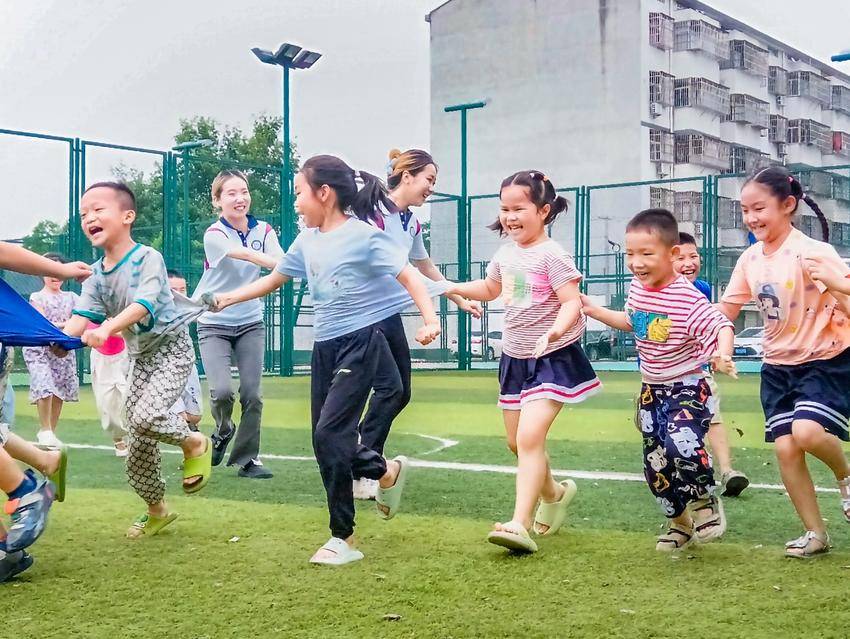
[{"xmin": 280, "ymin": 64, "xmax": 295, "ymax": 376}]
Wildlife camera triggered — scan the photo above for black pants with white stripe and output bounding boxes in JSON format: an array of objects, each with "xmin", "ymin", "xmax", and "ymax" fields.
[{"xmin": 311, "ymin": 323, "xmax": 389, "ymax": 540}]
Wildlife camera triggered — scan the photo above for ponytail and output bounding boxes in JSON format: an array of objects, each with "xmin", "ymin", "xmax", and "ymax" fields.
[
  {"xmin": 300, "ymin": 155, "xmax": 390, "ymax": 223},
  {"xmin": 745, "ymin": 165, "xmax": 830, "ymax": 242},
  {"xmin": 488, "ymin": 170, "xmax": 569, "ymax": 235}
]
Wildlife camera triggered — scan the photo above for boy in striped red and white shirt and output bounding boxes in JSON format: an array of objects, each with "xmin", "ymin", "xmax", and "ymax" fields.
[{"xmin": 583, "ymin": 208, "xmax": 736, "ymax": 552}]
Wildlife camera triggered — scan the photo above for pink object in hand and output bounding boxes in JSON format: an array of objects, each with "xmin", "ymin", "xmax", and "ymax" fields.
[{"xmin": 86, "ymin": 321, "xmax": 126, "ymax": 355}]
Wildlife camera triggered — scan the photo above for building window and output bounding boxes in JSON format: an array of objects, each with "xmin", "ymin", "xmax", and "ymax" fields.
[
  {"xmin": 833, "ymin": 86, "xmax": 850, "ymax": 116},
  {"xmin": 768, "ymin": 66, "xmax": 788, "ymax": 95},
  {"xmin": 649, "ymin": 129, "xmax": 674, "ymax": 163},
  {"xmin": 788, "ymin": 119, "xmax": 833, "ymax": 153},
  {"xmin": 833, "ymin": 176, "xmax": 850, "ymax": 203},
  {"xmin": 674, "ymin": 77, "xmax": 730, "ymax": 115},
  {"xmin": 728, "ymin": 145, "xmax": 771, "ymax": 174},
  {"xmin": 649, "ymin": 70, "xmax": 675, "ymax": 106},
  {"xmin": 673, "ymin": 20, "xmax": 728, "ymax": 60},
  {"xmin": 721, "ymin": 40, "xmax": 768, "ymax": 77},
  {"xmin": 674, "ymin": 132, "xmax": 730, "ymax": 170},
  {"xmin": 834, "ymin": 131, "xmax": 850, "ymax": 158},
  {"xmin": 674, "ymin": 191, "xmax": 704, "ymax": 223},
  {"xmin": 649, "ymin": 12, "xmax": 674, "ymax": 50},
  {"xmin": 650, "ymin": 186, "xmax": 675, "ymax": 211},
  {"xmin": 727, "ymin": 94, "xmax": 769, "ymax": 129},
  {"xmin": 788, "ymin": 71, "xmax": 832, "ymax": 106},
  {"xmin": 797, "ymin": 170, "xmax": 834, "ymax": 198},
  {"xmin": 717, "ymin": 197, "xmax": 742, "ymax": 229},
  {"xmin": 769, "ymin": 114, "xmax": 788, "ymax": 143}
]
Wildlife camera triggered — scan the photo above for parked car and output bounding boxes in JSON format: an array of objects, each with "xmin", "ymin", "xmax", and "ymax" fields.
[
  {"xmin": 450, "ymin": 330, "xmax": 503, "ymax": 360},
  {"xmin": 583, "ymin": 329, "xmax": 637, "ymax": 361},
  {"xmin": 733, "ymin": 326, "xmax": 765, "ymax": 358}
]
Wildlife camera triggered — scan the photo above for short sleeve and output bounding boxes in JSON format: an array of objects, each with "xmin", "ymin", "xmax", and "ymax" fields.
[
  {"xmin": 546, "ymin": 246, "xmax": 583, "ymax": 291},
  {"xmin": 369, "ymin": 230, "xmax": 408, "ymax": 278},
  {"xmin": 262, "ymin": 224, "xmax": 285, "ymax": 260},
  {"xmin": 204, "ymin": 227, "xmax": 232, "ymax": 269},
  {"xmin": 720, "ymin": 252, "xmax": 754, "ymax": 305},
  {"xmin": 693, "ymin": 279, "xmax": 712, "ymax": 301},
  {"xmin": 275, "ymin": 231, "xmax": 308, "ymax": 279},
  {"xmin": 486, "ymin": 246, "xmax": 505, "ymax": 282},
  {"xmin": 408, "ymin": 220, "xmax": 429, "ymax": 261},
  {"xmin": 133, "ymin": 250, "xmax": 169, "ymax": 331},
  {"xmin": 73, "ymin": 271, "xmax": 107, "ymax": 323}
]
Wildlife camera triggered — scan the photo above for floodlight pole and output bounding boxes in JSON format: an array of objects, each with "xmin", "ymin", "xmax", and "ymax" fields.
[{"xmin": 444, "ymin": 100, "xmax": 486, "ymax": 371}]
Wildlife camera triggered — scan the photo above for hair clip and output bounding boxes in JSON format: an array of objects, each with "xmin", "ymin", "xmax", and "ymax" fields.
[
  {"xmin": 788, "ymin": 176, "xmax": 794, "ymax": 183},
  {"xmin": 542, "ymin": 174, "xmax": 549, "ymax": 182}
]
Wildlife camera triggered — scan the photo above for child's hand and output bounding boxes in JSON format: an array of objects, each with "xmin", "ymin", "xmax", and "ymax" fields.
[
  {"xmin": 202, "ymin": 293, "xmax": 226, "ymax": 312},
  {"xmin": 710, "ymin": 352, "xmax": 738, "ymax": 379},
  {"xmin": 58, "ymin": 261, "xmax": 93, "ymax": 283},
  {"xmin": 532, "ymin": 329, "xmax": 561, "ymax": 358},
  {"xmin": 81, "ymin": 325, "xmax": 110, "ymax": 349},
  {"xmin": 803, "ymin": 255, "xmax": 845, "ymax": 289},
  {"xmin": 579, "ymin": 294, "xmax": 597, "ymax": 312},
  {"xmin": 415, "ymin": 322, "xmax": 441, "ymax": 346},
  {"xmin": 457, "ymin": 298, "xmax": 483, "ymax": 318}
]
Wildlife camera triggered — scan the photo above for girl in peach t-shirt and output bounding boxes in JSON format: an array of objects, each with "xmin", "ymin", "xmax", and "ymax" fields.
[{"xmin": 719, "ymin": 166, "xmax": 850, "ymax": 558}]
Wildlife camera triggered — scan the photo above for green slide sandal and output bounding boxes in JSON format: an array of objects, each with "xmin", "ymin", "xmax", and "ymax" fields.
[
  {"xmin": 49, "ymin": 445, "xmax": 68, "ymax": 503},
  {"xmin": 183, "ymin": 436, "xmax": 212, "ymax": 495},
  {"xmin": 376, "ymin": 456, "xmax": 410, "ymax": 520},
  {"xmin": 127, "ymin": 512, "xmax": 179, "ymax": 539},
  {"xmin": 532, "ymin": 479, "xmax": 577, "ymax": 536}
]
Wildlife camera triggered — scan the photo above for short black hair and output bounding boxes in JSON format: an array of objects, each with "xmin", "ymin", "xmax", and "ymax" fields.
[
  {"xmin": 166, "ymin": 269, "xmax": 184, "ymax": 280},
  {"xmin": 678, "ymin": 232, "xmax": 697, "ymax": 246},
  {"xmin": 83, "ymin": 181, "xmax": 136, "ymax": 212},
  {"xmin": 626, "ymin": 208, "xmax": 679, "ymax": 248},
  {"xmin": 42, "ymin": 252, "xmax": 68, "ymax": 264}
]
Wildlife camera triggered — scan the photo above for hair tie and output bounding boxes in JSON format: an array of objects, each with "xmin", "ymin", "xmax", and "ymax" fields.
[
  {"xmin": 354, "ymin": 170, "xmax": 361, "ymax": 181},
  {"xmin": 788, "ymin": 176, "xmax": 794, "ymax": 183}
]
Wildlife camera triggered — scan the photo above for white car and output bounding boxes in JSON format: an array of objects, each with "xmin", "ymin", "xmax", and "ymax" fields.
[
  {"xmin": 733, "ymin": 326, "xmax": 764, "ymax": 358},
  {"xmin": 450, "ymin": 330, "xmax": 503, "ymax": 360}
]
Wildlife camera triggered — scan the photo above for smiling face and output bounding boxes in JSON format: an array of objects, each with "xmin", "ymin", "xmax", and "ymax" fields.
[
  {"xmin": 673, "ymin": 242, "xmax": 701, "ymax": 282},
  {"xmin": 395, "ymin": 164, "xmax": 437, "ymax": 207},
  {"xmin": 498, "ymin": 184, "xmax": 549, "ymax": 247},
  {"xmin": 79, "ymin": 187, "xmax": 135, "ymax": 249},
  {"xmin": 213, "ymin": 176, "xmax": 251, "ymax": 221},
  {"xmin": 625, "ymin": 229, "xmax": 678, "ymax": 288},
  {"xmin": 294, "ymin": 172, "xmax": 330, "ymax": 228},
  {"xmin": 740, "ymin": 181, "xmax": 796, "ymax": 245}
]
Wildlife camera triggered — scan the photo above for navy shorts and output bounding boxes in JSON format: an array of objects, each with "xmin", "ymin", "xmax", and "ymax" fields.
[
  {"xmin": 498, "ymin": 341, "xmax": 601, "ymax": 410},
  {"xmin": 761, "ymin": 348, "xmax": 850, "ymax": 442}
]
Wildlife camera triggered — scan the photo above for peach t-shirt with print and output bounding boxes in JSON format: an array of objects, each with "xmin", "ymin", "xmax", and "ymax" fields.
[{"xmin": 722, "ymin": 228, "xmax": 850, "ymax": 365}]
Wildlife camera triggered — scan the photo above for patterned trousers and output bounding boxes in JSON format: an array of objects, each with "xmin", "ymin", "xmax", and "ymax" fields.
[{"xmin": 125, "ymin": 331, "xmax": 194, "ymax": 504}]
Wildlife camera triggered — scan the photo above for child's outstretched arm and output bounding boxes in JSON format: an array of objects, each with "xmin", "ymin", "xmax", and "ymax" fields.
[
  {"xmin": 412, "ymin": 257, "xmax": 482, "ymax": 318},
  {"xmin": 0, "ymin": 241, "xmax": 91, "ymax": 281},
  {"xmin": 804, "ymin": 255, "xmax": 850, "ymax": 314},
  {"xmin": 226, "ymin": 247, "xmax": 281, "ymax": 270},
  {"xmin": 532, "ymin": 281, "xmax": 582, "ymax": 357},
  {"xmin": 397, "ymin": 265, "xmax": 441, "ymax": 345},
  {"xmin": 580, "ymin": 294, "xmax": 631, "ymax": 331},
  {"xmin": 443, "ymin": 277, "xmax": 501, "ymax": 303},
  {"xmin": 710, "ymin": 325, "xmax": 737, "ymax": 379},
  {"xmin": 81, "ymin": 303, "xmax": 151, "ymax": 348},
  {"xmin": 213, "ymin": 271, "xmax": 290, "ymax": 312}
]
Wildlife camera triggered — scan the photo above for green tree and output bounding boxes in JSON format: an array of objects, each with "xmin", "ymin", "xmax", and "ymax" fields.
[{"xmin": 22, "ymin": 219, "xmax": 69, "ymax": 256}]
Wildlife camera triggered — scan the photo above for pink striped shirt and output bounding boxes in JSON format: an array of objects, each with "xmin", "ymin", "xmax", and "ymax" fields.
[
  {"xmin": 626, "ymin": 275, "xmax": 732, "ymax": 383},
  {"xmin": 486, "ymin": 239, "xmax": 584, "ymax": 359}
]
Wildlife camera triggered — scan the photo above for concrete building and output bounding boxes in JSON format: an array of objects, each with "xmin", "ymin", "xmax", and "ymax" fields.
[{"xmin": 426, "ymin": 0, "xmax": 850, "ymax": 295}]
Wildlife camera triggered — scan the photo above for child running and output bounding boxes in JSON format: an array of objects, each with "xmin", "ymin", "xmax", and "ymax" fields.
[
  {"xmin": 0, "ymin": 242, "xmax": 83, "ymax": 581},
  {"xmin": 674, "ymin": 232, "xmax": 749, "ymax": 497},
  {"xmin": 353, "ymin": 148, "xmax": 481, "ymax": 500},
  {"xmin": 442, "ymin": 170, "xmax": 599, "ymax": 553},
  {"xmin": 22, "ymin": 253, "xmax": 80, "ymax": 447},
  {"xmin": 583, "ymin": 209, "xmax": 736, "ymax": 551},
  {"xmin": 211, "ymin": 155, "xmax": 440, "ymax": 565},
  {"xmin": 63, "ymin": 182, "xmax": 212, "ymax": 539},
  {"xmin": 718, "ymin": 166, "xmax": 850, "ymax": 558}
]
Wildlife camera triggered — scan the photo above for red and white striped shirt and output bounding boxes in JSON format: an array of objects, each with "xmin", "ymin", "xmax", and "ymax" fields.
[
  {"xmin": 626, "ymin": 275, "xmax": 732, "ymax": 383},
  {"xmin": 486, "ymin": 239, "xmax": 584, "ymax": 359}
]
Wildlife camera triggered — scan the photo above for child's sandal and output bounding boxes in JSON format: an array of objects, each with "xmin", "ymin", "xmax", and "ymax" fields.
[
  {"xmin": 690, "ymin": 495, "xmax": 726, "ymax": 543},
  {"xmin": 785, "ymin": 530, "xmax": 831, "ymax": 559},
  {"xmin": 838, "ymin": 477, "xmax": 850, "ymax": 523},
  {"xmin": 656, "ymin": 523, "xmax": 694, "ymax": 552}
]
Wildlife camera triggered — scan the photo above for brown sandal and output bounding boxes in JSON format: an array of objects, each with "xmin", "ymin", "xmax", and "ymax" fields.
[{"xmin": 656, "ymin": 523, "xmax": 694, "ymax": 552}]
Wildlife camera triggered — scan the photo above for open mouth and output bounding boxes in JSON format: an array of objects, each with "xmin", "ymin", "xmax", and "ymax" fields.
[{"xmin": 87, "ymin": 225, "xmax": 104, "ymax": 238}]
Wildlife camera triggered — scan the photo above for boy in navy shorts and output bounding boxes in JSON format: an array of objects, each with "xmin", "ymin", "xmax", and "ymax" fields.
[{"xmin": 583, "ymin": 209, "xmax": 737, "ymax": 551}]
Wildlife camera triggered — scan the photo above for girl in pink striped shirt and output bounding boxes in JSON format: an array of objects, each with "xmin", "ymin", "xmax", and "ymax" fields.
[{"xmin": 444, "ymin": 170, "xmax": 600, "ymax": 554}]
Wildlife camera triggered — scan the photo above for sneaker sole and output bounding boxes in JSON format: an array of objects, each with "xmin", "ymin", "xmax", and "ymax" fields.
[{"xmin": 721, "ymin": 475, "xmax": 750, "ymax": 497}]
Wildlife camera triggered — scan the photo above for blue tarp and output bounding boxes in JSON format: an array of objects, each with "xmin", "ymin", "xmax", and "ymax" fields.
[{"xmin": 0, "ymin": 278, "xmax": 83, "ymax": 350}]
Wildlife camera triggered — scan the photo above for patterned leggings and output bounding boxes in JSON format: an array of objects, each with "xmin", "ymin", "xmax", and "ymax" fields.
[{"xmin": 125, "ymin": 331, "xmax": 194, "ymax": 504}]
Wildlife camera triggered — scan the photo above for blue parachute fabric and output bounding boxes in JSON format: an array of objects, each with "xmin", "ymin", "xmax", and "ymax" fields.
[{"xmin": 0, "ymin": 278, "xmax": 83, "ymax": 350}]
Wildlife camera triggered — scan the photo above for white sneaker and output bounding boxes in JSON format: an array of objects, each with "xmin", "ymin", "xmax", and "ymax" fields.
[
  {"xmin": 114, "ymin": 441, "xmax": 129, "ymax": 458},
  {"xmin": 353, "ymin": 478, "xmax": 378, "ymax": 501},
  {"xmin": 36, "ymin": 430, "xmax": 62, "ymax": 447}
]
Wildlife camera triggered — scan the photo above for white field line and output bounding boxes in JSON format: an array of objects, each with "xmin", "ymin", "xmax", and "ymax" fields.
[
  {"xmin": 64, "ymin": 442, "xmax": 839, "ymax": 494},
  {"xmin": 407, "ymin": 433, "xmax": 460, "ymax": 455}
]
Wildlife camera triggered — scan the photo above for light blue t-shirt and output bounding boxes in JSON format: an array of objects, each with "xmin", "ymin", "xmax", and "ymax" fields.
[
  {"xmin": 275, "ymin": 218, "xmax": 409, "ymax": 341},
  {"xmin": 194, "ymin": 216, "xmax": 284, "ymax": 327},
  {"xmin": 73, "ymin": 244, "xmax": 206, "ymax": 357}
]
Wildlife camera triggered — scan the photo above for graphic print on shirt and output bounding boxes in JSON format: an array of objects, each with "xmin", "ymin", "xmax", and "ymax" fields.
[
  {"xmin": 629, "ymin": 310, "xmax": 673, "ymax": 343},
  {"xmin": 308, "ymin": 258, "xmax": 343, "ymax": 304},
  {"xmin": 755, "ymin": 282, "xmax": 782, "ymax": 322},
  {"xmin": 501, "ymin": 269, "xmax": 550, "ymax": 308}
]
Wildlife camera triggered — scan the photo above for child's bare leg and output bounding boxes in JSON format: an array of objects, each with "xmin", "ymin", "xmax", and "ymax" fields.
[
  {"xmin": 35, "ymin": 398, "xmax": 52, "ymax": 432},
  {"xmin": 707, "ymin": 423, "xmax": 733, "ymax": 475},
  {"xmin": 49, "ymin": 396, "xmax": 63, "ymax": 431},
  {"xmin": 2, "ymin": 433, "xmax": 61, "ymax": 475},
  {"xmin": 775, "ymin": 434, "xmax": 825, "ymax": 534},
  {"xmin": 791, "ymin": 420, "xmax": 850, "ymax": 481},
  {"xmin": 0, "ymin": 447, "xmax": 26, "ymax": 494},
  {"xmin": 503, "ymin": 409, "xmax": 519, "ymax": 456}
]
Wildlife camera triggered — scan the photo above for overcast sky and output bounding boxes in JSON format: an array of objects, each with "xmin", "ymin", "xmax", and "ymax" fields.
[{"xmin": 1, "ymin": 0, "xmax": 848, "ymax": 239}]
